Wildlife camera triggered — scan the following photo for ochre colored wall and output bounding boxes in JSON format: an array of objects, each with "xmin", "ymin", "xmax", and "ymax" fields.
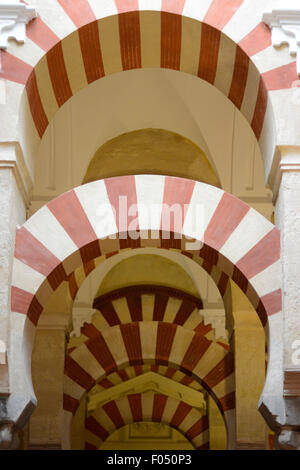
[
  {"xmin": 83, "ymin": 129, "xmax": 220, "ymax": 187},
  {"xmin": 100, "ymin": 423, "xmax": 194, "ymax": 451},
  {"xmin": 97, "ymin": 254, "xmax": 200, "ymax": 297}
]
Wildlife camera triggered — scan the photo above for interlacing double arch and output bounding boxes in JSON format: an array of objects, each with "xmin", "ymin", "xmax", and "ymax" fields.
[{"xmin": 11, "ymin": 174, "xmax": 281, "ymax": 447}]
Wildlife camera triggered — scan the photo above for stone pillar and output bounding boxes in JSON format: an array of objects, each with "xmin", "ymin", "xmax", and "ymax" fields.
[
  {"xmin": 0, "ymin": 143, "xmax": 30, "ymax": 447},
  {"xmin": 28, "ymin": 311, "xmax": 69, "ymax": 450},
  {"xmin": 273, "ymin": 146, "xmax": 300, "ymax": 448},
  {"xmin": 230, "ymin": 281, "xmax": 266, "ymax": 449},
  {"xmin": 275, "ymin": 147, "xmax": 300, "ymax": 385}
]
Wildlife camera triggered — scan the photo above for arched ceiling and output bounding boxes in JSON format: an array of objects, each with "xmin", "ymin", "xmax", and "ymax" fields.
[
  {"xmin": 83, "ymin": 129, "xmax": 220, "ymax": 187},
  {"xmin": 73, "ymin": 249, "xmax": 224, "ymax": 307},
  {"xmin": 96, "ymin": 254, "xmax": 201, "ymax": 297},
  {"xmin": 30, "ymin": 69, "xmax": 273, "ymax": 221}
]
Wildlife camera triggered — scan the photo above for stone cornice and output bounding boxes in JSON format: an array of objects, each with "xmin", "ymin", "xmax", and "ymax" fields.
[
  {"xmin": 263, "ymin": 9, "xmax": 300, "ymax": 76},
  {"xmin": 269, "ymin": 146, "xmax": 300, "ymax": 202},
  {"xmin": 0, "ymin": 2, "xmax": 37, "ymax": 70}
]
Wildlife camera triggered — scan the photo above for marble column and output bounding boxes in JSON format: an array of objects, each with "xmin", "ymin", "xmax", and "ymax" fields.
[
  {"xmin": 0, "ymin": 143, "xmax": 30, "ymax": 449},
  {"xmin": 273, "ymin": 146, "xmax": 300, "ymax": 449}
]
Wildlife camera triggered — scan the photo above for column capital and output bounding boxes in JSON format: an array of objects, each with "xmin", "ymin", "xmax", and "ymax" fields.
[{"xmin": 0, "ymin": 1, "xmax": 37, "ymax": 70}]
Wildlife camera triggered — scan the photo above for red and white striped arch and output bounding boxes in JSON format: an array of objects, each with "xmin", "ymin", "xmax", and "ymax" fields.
[
  {"xmin": 64, "ymin": 322, "xmax": 234, "ymax": 414},
  {"xmin": 68, "ymin": 284, "xmax": 229, "ymax": 352},
  {"xmin": 68, "ymin": 251, "xmax": 232, "ymax": 326},
  {"xmin": 90, "ymin": 364, "xmax": 205, "ymax": 395},
  {"xmin": 67, "ymin": 249, "xmax": 232, "ymax": 358},
  {"xmin": 64, "ymin": 322, "xmax": 234, "ymax": 448},
  {"xmin": 23, "ymin": 9, "xmax": 269, "ymax": 141},
  {"xmin": 12, "ymin": 175, "xmax": 281, "ymax": 328},
  {"xmin": 1, "ymin": 1, "xmax": 297, "ymax": 175},
  {"xmin": 81, "ymin": 285, "xmax": 203, "ymax": 337},
  {"xmin": 11, "ymin": 174, "xmax": 281, "ymax": 434},
  {"xmin": 85, "ymin": 392, "xmax": 209, "ymax": 450}
]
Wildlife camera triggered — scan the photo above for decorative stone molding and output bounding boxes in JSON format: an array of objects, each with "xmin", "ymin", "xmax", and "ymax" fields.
[
  {"xmin": 0, "ymin": 2, "xmax": 37, "ymax": 70},
  {"xmin": 202, "ymin": 309, "xmax": 228, "ymax": 341},
  {"xmin": 70, "ymin": 307, "xmax": 95, "ymax": 338},
  {"xmin": 87, "ymin": 372, "xmax": 207, "ymax": 414},
  {"xmin": 269, "ymin": 146, "xmax": 300, "ymax": 202},
  {"xmin": 263, "ymin": 9, "xmax": 300, "ymax": 76}
]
